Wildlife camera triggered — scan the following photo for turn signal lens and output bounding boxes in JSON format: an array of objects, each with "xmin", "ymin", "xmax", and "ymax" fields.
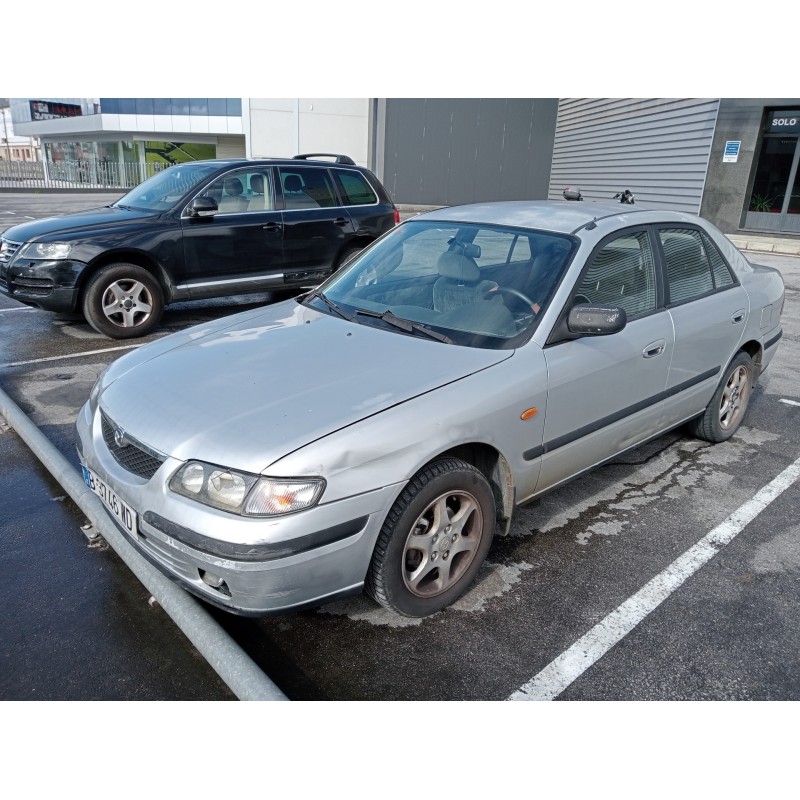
[{"xmin": 245, "ymin": 478, "xmax": 325, "ymax": 516}]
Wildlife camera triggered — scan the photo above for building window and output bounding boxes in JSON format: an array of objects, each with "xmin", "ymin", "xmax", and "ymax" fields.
[{"xmin": 100, "ymin": 98, "xmax": 242, "ymax": 118}]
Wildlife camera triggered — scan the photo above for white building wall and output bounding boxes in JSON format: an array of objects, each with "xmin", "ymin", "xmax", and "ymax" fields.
[{"xmin": 247, "ymin": 98, "xmax": 369, "ymax": 165}]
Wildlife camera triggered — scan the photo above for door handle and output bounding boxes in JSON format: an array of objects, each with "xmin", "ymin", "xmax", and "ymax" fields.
[
  {"xmin": 333, "ymin": 217, "xmax": 349, "ymax": 226},
  {"xmin": 262, "ymin": 222, "xmax": 282, "ymax": 231},
  {"xmin": 731, "ymin": 310, "xmax": 746, "ymax": 324},
  {"xmin": 643, "ymin": 339, "xmax": 666, "ymax": 358}
]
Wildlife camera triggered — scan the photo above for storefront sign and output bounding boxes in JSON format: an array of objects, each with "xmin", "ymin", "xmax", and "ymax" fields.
[
  {"xmin": 723, "ymin": 141, "xmax": 741, "ymax": 163},
  {"xmin": 29, "ymin": 101, "xmax": 83, "ymax": 121},
  {"xmin": 768, "ymin": 110, "xmax": 800, "ymax": 130}
]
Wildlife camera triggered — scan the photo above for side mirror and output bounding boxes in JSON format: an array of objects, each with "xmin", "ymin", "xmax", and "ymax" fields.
[
  {"xmin": 187, "ymin": 196, "xmax": 218, "ymax": 218},
  {"xmin": 568, "ymin": 304, "xmax": 627, "ymax": 336}
]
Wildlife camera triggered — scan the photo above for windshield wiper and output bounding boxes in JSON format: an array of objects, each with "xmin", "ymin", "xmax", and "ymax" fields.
[
  {"xmin": 304, "ymin": 289, "xmax": 354, "ymax": 322},
  {"xmin": 354, "ymin": 308, "xmax": 452, "ymax": 343}
]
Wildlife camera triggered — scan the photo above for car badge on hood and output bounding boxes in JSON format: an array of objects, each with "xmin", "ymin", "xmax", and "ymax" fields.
[{"xmin": 114, "ymin": 427, "xmax": 128, "ymax": 448}]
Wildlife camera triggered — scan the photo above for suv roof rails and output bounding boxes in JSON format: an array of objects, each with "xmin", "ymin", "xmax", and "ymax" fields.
[{"xmin": 293, "ymin": 153, "xmax": 356, "ymax": 166}]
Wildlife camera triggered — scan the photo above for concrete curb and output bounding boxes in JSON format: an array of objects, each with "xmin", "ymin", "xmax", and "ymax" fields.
[{"xmin": 0, "ymin": 385, "xmax": 288, "ymax": 702}]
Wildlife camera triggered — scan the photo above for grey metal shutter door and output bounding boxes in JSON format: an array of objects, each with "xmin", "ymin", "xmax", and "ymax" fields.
[{"xmin": 548, "ymin": 99, "xmax": 720, "ymax": 213}]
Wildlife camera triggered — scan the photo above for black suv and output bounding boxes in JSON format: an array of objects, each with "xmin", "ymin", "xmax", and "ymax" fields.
[{"xmin": 0, "ymin": 154, "xmax": 398, "ymax": 338}]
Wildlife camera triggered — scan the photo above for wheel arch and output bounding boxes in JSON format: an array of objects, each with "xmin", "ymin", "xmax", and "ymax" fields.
[
  {"xmin": 79, "ymin": 250, "xmax": 172, "ymax": 303},
  {"xmin": 335, "ymin": 236, "xmax": 374, "ymax": 269},
  {"xmin": 430, "ymin": 443, "xmax": 515, "ymax": 536},
  {"xmin": 738, "ymin": 339, "xmax": 763, "ymax": 383}
]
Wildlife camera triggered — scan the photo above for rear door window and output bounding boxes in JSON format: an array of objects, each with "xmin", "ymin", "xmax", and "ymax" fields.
[
  {"xmin": 279, "ymin": 167, "xmax": 339, "ymax": 209},
  {"xmin": 658, "ymin": 228, "xmax": 715, "ymax": 304}
]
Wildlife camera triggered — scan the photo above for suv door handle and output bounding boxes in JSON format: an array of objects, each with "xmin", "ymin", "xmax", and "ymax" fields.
[
  {"xmin": 262, "ymin": 222, "xmax": 282, "ymax": 232},
  {"xmin": 643, "ymin": 339, "xmax": 666, "ymax": 358},
  {"xmin": 333, "ymin": 217, "xmax": 349, "ymax": 226}
]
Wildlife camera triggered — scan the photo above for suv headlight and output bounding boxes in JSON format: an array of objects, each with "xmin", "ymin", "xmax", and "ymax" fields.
[
  {"xmin": 170, "ymin": 461, "xmax": 325, "ymax": 516},
  {"xmin": 19, "ymin": 242, "xmax": 73, "ymax": 260}
]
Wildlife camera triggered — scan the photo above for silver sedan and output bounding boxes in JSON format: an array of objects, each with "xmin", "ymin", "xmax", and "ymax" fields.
[{"xmin": 75, "ymin": 201, "xmax": 786, "ymax": 617}]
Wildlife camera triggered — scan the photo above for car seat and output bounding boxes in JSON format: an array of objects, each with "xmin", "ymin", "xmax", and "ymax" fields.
[
  {"xmin": 219, "ymin": 177, "xmax": 248, "ymax": 212},
  {"xmin": 248, "ymin": 174, "xmax": 267, "ymax": 211},
  {"xmin": 432, "ymin": 250, "xmax": 497, "ymax": 312}
]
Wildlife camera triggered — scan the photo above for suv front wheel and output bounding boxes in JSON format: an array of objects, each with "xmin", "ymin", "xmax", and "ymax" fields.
[{"xmin": 82, "ymin": 263, "xmax": 164, "ymax": 339}]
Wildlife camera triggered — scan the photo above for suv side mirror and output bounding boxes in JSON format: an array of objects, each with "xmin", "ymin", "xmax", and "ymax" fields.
[
  {"xmin": 187, "ymin": 196, "xmax": 218, "ymax": 218},
  {"xmin": 568, "ymin": 304, "xmax": 627, "ymax": 336}
]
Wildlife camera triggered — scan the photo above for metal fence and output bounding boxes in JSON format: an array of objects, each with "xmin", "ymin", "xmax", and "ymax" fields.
[{"xmin": 0, "ymin": 159, "xmax": 166, "ymax": 190}]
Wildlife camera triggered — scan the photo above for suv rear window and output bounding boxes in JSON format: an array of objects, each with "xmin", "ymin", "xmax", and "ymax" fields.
[{"xmin": 333, "ymin": 170, "xmax": 377, "ymax": 205}]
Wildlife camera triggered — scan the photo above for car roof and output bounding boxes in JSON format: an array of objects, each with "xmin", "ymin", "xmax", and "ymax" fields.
[{"xmin": 416, "ymin": 200, "xmax": 700, "ymax": 234}]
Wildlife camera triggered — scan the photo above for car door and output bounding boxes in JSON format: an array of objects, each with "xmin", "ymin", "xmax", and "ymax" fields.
[
  {"xmin": 278, "ymin": 165, "xmax": 355, "ymax": 283},
  {"xmin": 537, "ymin": 227, "xmax": 674, "ymax": 493},
  {"xmin": 179, "ymin": 167, "xmax": 285, "ymax": 298},
  {"xmin": 655, "ymin": 225, "xmax": 750, "ymax": 425}
]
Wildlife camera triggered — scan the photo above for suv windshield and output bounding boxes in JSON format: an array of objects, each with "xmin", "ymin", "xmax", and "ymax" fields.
[
  {"xmin": 316, "ymin": 220, "xmax": 575, "ymax": 349},
  {"xmin": 113, "ymin": 162, "xmax": 222, "ymax": 212}
]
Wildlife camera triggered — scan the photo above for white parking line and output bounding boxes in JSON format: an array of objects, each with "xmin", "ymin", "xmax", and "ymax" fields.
[
  {"xmin": 509, "ymin": 455, "xmax": 800, "ymax": 701},
  {"xmin": 1, "ymin": 344, "xmax": 143, "ymax": 369},
  {"xmin": 0, "ymin": 307, "xmax": 36, "ymax": 313},
  {"xmin": 780, "ymin": 399, "xmax": 800, "ymax": 407}
]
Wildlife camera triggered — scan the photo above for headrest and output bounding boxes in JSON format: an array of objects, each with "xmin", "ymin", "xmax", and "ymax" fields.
[
  {"xmin": 437, "ymin": 252, "xmax": 481, "ymax": 282},
  {"xmin": 224, "ymin": 177, "xmax": 243, "ymax": 196},
  {"xmin": 284, "ymin": 174, "xmax": 302, "ymax": 192},
  {"xmin": 250, "ymin": 174, "xmax": 264, "ymax": 193}
]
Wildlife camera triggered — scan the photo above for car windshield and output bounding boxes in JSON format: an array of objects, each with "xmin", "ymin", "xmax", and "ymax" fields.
[
  {"xmin": 112, "ymin": 162, "xmax": 222, "ymax": 212},
  {"xmin": 315, "ymin": 220, "xmax": 576, "ymax": 349}
]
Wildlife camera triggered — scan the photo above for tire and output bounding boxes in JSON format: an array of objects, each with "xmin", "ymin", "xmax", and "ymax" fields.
[
  {"xmin": 82, "ymin": 263, "xmax": 164, "ymax": 339},
  {"xmin": 689, "ymin": 351, "xmax": 754, "ymax": 443},
  {"xmin": 365, "ymin": 457, "xmax": 496, "ymax": 617},
  {"xmin": 336, "ymin": 244, "xmax": 366, "ymax": 271}
]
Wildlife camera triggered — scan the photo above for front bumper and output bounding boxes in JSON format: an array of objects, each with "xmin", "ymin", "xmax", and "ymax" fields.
[
  {"xmin": 0, "ymin": 258, "xmax": 85, "ymax": 311},
  {"xmin": 75, "ymin": 400, "xmax": 402, "ymax": 616}
]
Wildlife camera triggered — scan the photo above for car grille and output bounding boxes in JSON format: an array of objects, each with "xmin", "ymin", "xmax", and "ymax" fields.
[
  {"xmin": 0, "ymin": 239, "xmax": 22, "ymax": 265},
  {"xmin": 101, "ymin": 412, "xmax": 165, "ymax": 480},
  {"xmin": 11, "ymin": 275, "xmax": 54, "ymax": 297}
]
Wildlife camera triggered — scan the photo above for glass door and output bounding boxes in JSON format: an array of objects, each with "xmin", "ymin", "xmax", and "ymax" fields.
[{"xmin": 745, "ymin": 110, "xmax": 800, "ymax": 233}]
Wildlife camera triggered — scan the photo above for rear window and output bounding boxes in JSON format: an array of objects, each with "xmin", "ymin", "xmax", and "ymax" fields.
[{"xmin": 334, "ymin": 170, "xmax": 378, "ymax": 205}]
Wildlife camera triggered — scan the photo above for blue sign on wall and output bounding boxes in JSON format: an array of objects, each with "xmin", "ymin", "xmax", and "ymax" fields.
[{"xmin": 723, "ymin": 141, "xmax": 741, "ymax": 163}]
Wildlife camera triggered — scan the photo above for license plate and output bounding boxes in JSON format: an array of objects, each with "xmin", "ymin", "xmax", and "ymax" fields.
[{"xmin": 81, "ymin": 466, "xmax": 138, "ymax": 538}]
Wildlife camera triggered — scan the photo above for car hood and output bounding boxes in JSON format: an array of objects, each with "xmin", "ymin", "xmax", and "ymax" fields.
[
  {"xmin": 99, "ymin": 300, "xmax": 513, "ymax": 474},
  {"xmin": 3, "ymin": 205, "xmax": 157, "ymax": 242}
]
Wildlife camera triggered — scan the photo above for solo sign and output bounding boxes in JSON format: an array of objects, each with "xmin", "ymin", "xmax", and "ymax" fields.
[{"xmin": 768, "ymin": 110, "xmax": 800, "ymax": 129}]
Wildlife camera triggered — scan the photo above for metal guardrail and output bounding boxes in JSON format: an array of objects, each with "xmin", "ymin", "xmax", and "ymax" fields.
[
  {"xmin": 0, "ymin": 384, "xmax": 289, "ymax": 701},
  {"xmin": 0, "ymin": 159, "xmax": 166, "ymax": 190}
]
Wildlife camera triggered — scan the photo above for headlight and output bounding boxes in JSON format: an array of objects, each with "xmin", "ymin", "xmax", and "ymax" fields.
[
  {"xmin": 169, "ymin": 461, "xmax": 325, "ymax": 516},
  {"xmin": 19, "ymin": 242, "xmax": 73, "ymax": 260}
]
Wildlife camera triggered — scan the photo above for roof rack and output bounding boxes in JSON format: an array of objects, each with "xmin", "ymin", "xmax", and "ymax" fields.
[{"xmin": 293, "ymin": 153, "xmax": 356, "ymax": 165}]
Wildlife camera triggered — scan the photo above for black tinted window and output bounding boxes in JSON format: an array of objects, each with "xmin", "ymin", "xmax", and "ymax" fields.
[
  {"xmin": 279, "ymin": 167, "xmax": 338, "ymax": 209},
  {"xmin": 334, "ymin": 170, "xmax": 377, "ymax": 205}
]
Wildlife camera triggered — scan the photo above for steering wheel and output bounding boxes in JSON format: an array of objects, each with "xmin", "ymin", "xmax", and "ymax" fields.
[{"xmin": 486, "ymin": 286, "xmax": 540, "ymax": 314}]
